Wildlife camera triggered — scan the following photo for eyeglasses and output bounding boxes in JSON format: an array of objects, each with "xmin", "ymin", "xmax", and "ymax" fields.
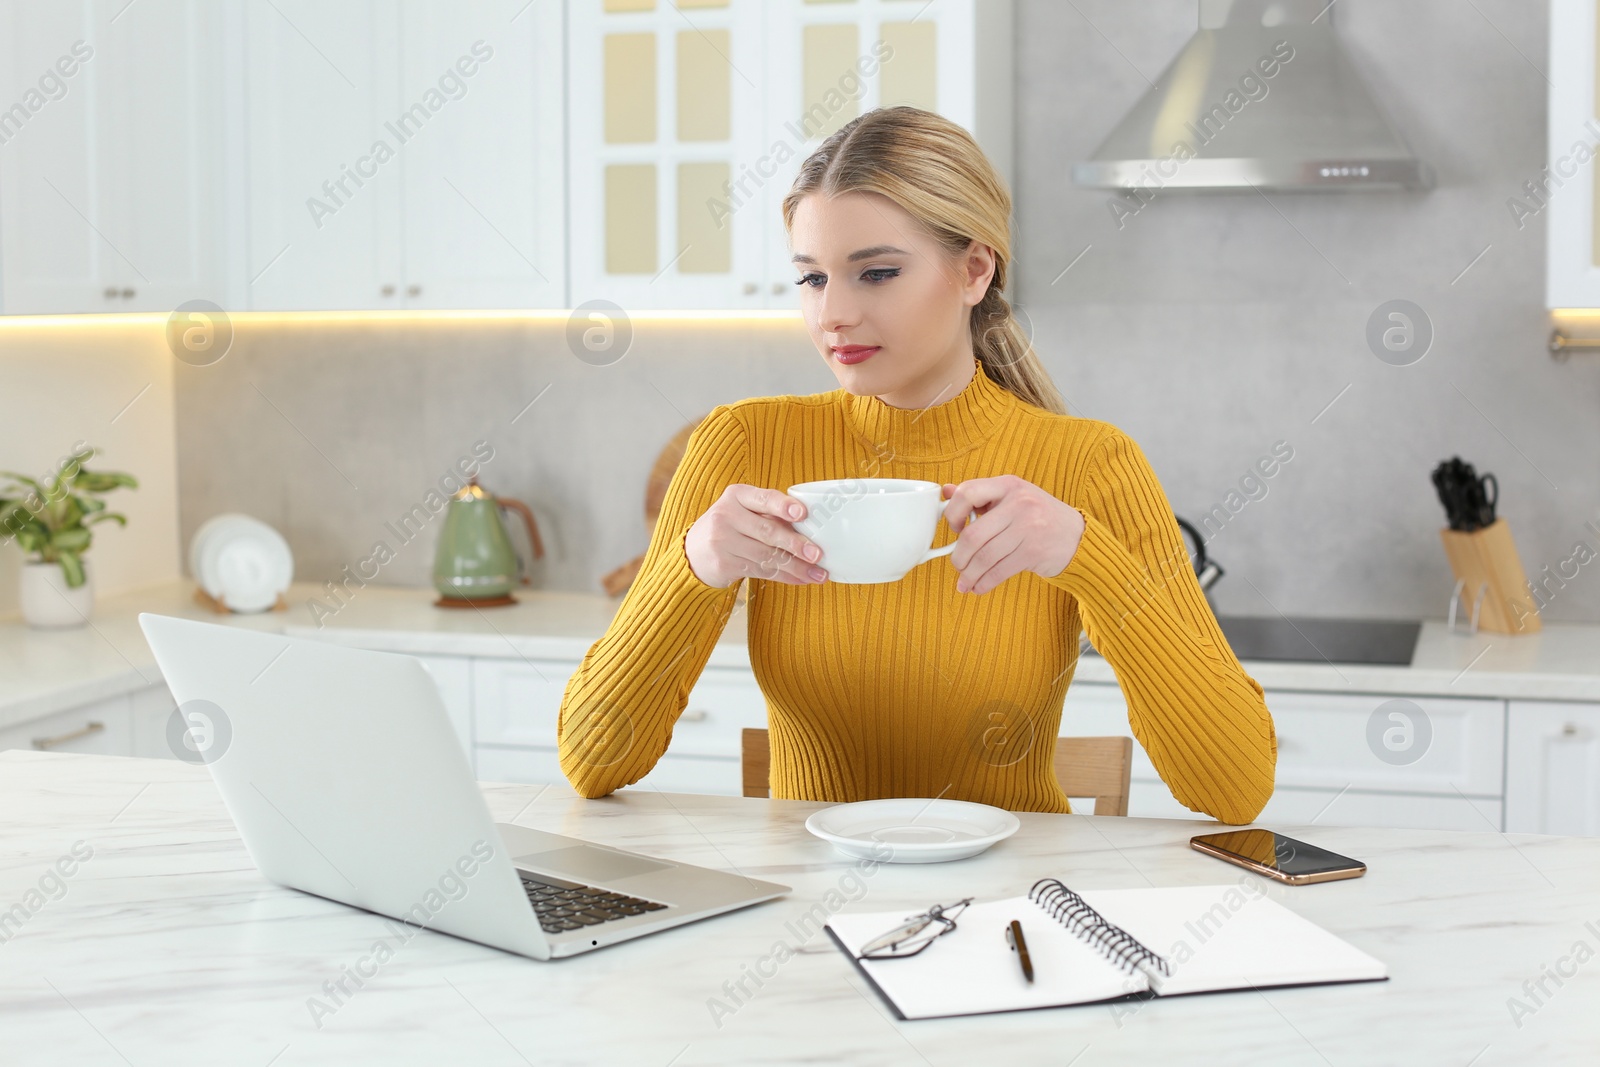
[{"xmin": 857, "ymin": 898, "xmax": 973, "ymax": 960}]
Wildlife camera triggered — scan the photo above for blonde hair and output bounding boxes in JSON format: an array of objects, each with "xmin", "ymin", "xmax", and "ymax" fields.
[{"xmin": 781, "ymin": 106, "xmax": 1067, "ymax": 416}]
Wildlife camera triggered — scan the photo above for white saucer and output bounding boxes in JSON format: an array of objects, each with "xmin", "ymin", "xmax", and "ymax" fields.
[{"xmin": 804, "ymin": 798, "xmax": 1021, "ymax": 864}]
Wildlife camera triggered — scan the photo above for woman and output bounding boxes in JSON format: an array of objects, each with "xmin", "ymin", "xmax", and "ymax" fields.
[{"xmin": 557, "ymin": 106, "xmax": 1276, "ymax": 824}]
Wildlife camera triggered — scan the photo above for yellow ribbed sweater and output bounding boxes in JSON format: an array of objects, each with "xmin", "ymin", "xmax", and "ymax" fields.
[{"xmin": 557, "ymin": 358, "xmax": 1277, "ymax": 823}]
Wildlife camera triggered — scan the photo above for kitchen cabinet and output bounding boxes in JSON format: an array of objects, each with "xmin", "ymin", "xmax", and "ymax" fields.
[
  {"xmin": 241, "ymin": 0, "xmax": 566, "ymax": 311},
  {"xmin": 472, "ymin": 656, "xmax": 766, "ymax": 795},
  {"xmin": 2, "ymin": 656, "xmax": 474, "ymax": 766},
  {"xmin": 0, "ymin": 691, "xmax": 135, "ymax": 756},
  {"xmin": 469, "ymin": 652, "xmax": 1517, "ymax": 826},
  {"xmin": 415, "ymin": 654, "xmax": 475, "ymax": 759},
  {"xmin": 394, "ymin": 1, "xmax": 566, "ymax": 310},
  {"xmin": 566, "ymin": 0, "xmax": 1013, "ymax": 310},
  {"xmin": 1547, "ymin": 0, "xmax": 1600, "ymax": 313},
  {"xmin": 1058, "ymin": 681, "xmax": 1507, "ymax": 832},
  {"xmin": 19, "ymin": 612, "xmax": 1600, "ymax": 836},
  {"xmin": 129, "ymin": 684, "xmax": 180, "ymax": 760},
  {"xmin": 240, "ymin": 0, "xmax": 402, "ymax": 311},
  {"xmin": 1505, "ymin": 700, "xmax": 1600, "ymax": 836},
  {"xmin": 0, "ymin": 0, "xmax": 227, "ymax": 314}
]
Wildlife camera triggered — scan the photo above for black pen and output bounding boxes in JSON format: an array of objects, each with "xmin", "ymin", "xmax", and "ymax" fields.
[{"xmin": 1006, "ymin": 919, "xmax": 1033, "ymax": 983}]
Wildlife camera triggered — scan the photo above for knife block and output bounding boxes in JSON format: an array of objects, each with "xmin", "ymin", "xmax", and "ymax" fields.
[{"xmin": 1439, "ymin": 519, "xmax": 1541, "ymax": 634}]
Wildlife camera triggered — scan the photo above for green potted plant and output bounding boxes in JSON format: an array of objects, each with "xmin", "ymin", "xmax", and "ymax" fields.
[{"xmin": 0, "ymin": 444, "xmax": 137, "ymax": 629}]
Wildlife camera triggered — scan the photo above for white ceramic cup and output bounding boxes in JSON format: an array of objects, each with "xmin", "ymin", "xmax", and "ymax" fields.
[{"xmin": 787, "ymin": 478, "xmax": 970, "ymax": 584}]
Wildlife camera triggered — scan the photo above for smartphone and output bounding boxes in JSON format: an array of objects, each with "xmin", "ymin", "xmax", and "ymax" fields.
[{"xmin": 1189, "ymin": 829, "xmax": 1366, "ymax": 885}]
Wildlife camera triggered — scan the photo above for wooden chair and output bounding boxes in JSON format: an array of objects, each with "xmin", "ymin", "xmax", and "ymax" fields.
[{"xmin": 739, "ymin": 728, "xmax": 1133, "ymax": 816}]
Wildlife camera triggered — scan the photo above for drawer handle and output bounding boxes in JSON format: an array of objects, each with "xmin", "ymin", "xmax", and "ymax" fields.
[
  {"xmin": 33, "ymin": 721, "xmax": 105, "ymax": 750},
  {"xmin": 680, "ymin": 708, "xmax": 709, "ymax": 723},
  {"xmin": 1562, "ymin": 722, "xmax": 1579, "ymax": 736}
]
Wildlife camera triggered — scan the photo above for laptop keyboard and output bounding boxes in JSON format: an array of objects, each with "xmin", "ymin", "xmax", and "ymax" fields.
[{"xmin": 520, "ymin": 873, "xmax": 668, "ymax": 935}]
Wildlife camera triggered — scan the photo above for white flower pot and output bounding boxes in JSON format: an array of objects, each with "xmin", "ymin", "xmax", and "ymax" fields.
[{"xmin": 19, "ymin": 559, "xmax": 94, "ymax": 629}]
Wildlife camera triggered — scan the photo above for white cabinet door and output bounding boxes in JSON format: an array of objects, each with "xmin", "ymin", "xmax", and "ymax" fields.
[
  {"xmin": 475, "ymin": 743, "xmax": 564, "ymax": 787},
  {"xmin": 1258, "ymin": 692, "xmax": 1504, "ymax": 797},
  {"xmin": 243, "ymin": 1, "xmax": 566, "ymax": 311},
  {"xmin": 472, "ymin": 658, "xmax": 763, "ymax": 795},
  {"xmin": 567, "ymin": 0, "xmax": 767, "ymax": 310},
  {"xmin": 242, "ymin": 0, "xmax": 403, "ymax": 310},
  {"xmin": 1060, "ymin": 681, "xmax": 1506, "ymax": 830},
  {"xmin": 0, "ymin": 694, "xmax": 133, "ymax": 756},
  {"xmin": 476, "ymin": 743, "xmax": 745, "ymax": 797},
  {"xmin": 1258, "ymin": 788, "xmax": 1503, "ymax": 833},
  {"xmin": 0, "ymin": 0, "xmax": 224, "ymax": 314},
  {"xmin": 396, "ymin": 0, "xmax": 566, "ymax": 309},
  {"xmin": 1506, "ymin": 701, "xmax": 1600, "ymax": 836},
  {"xmin": 472, "ymin": 657, "xmax": 578, "ymax": 749},
  {"xmin": 1546, "ymin": 0, "xmax": 1600, "ymax": 311},
  {"xmin": 129, "ymin": 683, "xmax": 180, "ymax": 760},
  {"xmin": 0, "ymin": 1, "xmax": 100, "ymax": 313},
  {"xmin": 92, "ymin": 0, "xmax": 226, "ymax": 311},
  {"xmin": 415, "ymin": 654, "xmax": 474, "ymax": 763},
  {"xmin": 674, "ymin": 666, "xmax": 768, "ymax": 758}
]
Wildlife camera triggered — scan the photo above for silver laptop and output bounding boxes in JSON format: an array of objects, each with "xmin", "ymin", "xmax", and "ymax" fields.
[{"xmin": 138, "ymin": 613, "xmax": 788, "ymax": 960}]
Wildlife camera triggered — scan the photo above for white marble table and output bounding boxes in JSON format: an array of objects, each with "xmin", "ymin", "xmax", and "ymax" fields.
[{"xmin": 2, "ymin": 750, "xmax": 1596, "ymax": 1066}]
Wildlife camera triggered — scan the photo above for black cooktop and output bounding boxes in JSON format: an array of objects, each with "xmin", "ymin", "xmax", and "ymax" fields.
[
  {"xmin": 1214, "ymin": 615, "xmax": 1421, "ymax": 667},
  {"xmin": 1082, "ymin": 615, "xmax": 1421, "ymax": 666}
]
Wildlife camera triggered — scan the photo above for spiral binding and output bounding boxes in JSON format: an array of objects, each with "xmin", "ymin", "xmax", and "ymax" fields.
[{"xmin": 1027, "ymin": 878, "xmax": 1172, "ymax": 978}]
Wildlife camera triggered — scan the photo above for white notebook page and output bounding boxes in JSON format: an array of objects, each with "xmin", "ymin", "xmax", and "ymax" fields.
[{"xmin": 1076, "ymin": 884, "xmax": 1388, "ymax": 997}]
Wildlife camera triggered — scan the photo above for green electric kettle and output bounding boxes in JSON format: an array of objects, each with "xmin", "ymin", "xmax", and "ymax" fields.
[{"xmin": 432, "ymin": 477, "xmax": 545, "ymax": 607}]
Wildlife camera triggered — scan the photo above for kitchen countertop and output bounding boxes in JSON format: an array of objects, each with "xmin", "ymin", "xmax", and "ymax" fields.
[
  {"xmin": 2, "ymin": 749, "xmax": 1594, "ymax": 1064},
  {"xmin": 7, "ymin": 578, "xmax": 1600, "ymax": 733}
]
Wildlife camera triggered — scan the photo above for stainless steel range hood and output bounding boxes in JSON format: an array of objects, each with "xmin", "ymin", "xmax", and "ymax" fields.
[{"xmin": 1072, "ymin": 0, "xmax": 1433, "ymax": 192}]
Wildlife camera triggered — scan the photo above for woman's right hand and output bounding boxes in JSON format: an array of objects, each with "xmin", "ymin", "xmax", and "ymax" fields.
[{"xmin": 683, "ymin": 485, "xmax": 829, "ymax": 588}]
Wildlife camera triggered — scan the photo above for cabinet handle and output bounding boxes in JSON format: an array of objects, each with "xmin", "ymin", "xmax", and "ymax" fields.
[
  {"xmin": 680, "ymin": 708, "xmax": 709, "ymax": 722},
  {"xmin": 742, "ymin": 281, "xmax": 757, "ymax": 295},
  {"xmin": 33, "ymin": 720, "xmax": 105, "ymax": 750},
  {"xmin": 771, "ymin": 282, "xmax": 784, "ymax": 295},
  {"xmin": 407, "ymin": 284, "xmax": 421, "ymax": 297},
  {"xmin": 381, "ymin": 284, "xmax": 396, "ymax": 297},
  {"xmin": 1562, "ymin": 722, "xmax": 1579, "ymax": 736},
  {"xmin": 103, "ymin": 287, "xmax": 119, "ymax": 299},
  {"xmin": 121, "ymin": 288, "xmax": 135, "ymax": 299}
]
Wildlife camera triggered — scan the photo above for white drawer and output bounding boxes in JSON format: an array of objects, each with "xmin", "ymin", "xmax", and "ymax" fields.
[
  {"xmin": 1259, "ymin": 787, "xmax": 1503, "ymax": 832},
  {"xmin": 476, "ymin": 744, "xmax": 564, "ymax": 786},
  {"xmin": 1119, "ymin": 777, "xmax": 1503, "ymax": 832},
  {"xmin": 1060, "ymin": 683, "xmax": 1504, "ymax": 797},
  {"xmin": 129, "ymin": 685, "xmax": 179, "ymax": 760},
  {"xmin": 674, "ymin": 668, "xmax": 768, "ymax": 758},
  {"xmin": 415, "ymin": 655, "xmax": 475, "ymax": 763},
  {"xmin": 629, "ymin": 753, "xmax": 742, "ymax": 796},
  {"xmin": 1266, "ymin": 692, "xmax": 1503, "ymax": 796},
  {"xmin": 476, "ymin": 745, "xmax": 743, "ymax": 797},
  {"xmin": 0, "ymin": 696, "xmax": 134, "ymax": 756},
  {"xmin": 472, "ymin": 658, "xmax": 580, "ymax": 747},
  {"xmin": 473, "ymin": 659, "xmax": 764, "ymax": 759}
]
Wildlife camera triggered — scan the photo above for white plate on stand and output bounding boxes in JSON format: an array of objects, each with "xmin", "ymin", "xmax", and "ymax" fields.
[
  {"xmin": 189, "ymin": 513, "xmax": 293, "ymax": 613},
  {"xmin": 805, "ymin": 798, "xmax": 1021, "ymax": 864}
]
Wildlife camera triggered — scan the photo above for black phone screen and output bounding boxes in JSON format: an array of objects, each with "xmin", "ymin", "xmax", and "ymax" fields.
[{"xmin": 1191, "ymin": 829, "xmax": 1363, "ymax": 876}]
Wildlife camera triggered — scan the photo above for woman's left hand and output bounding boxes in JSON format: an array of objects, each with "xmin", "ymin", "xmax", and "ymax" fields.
[{"xmin": 940, "ymin": 476, "xmax": 1086, "ymax": 594}]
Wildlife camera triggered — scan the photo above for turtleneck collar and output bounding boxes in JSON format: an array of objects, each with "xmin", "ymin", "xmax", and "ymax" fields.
[{"xmin": 840, "ymin": 357, "xmax": 1018, "ymax": 463}]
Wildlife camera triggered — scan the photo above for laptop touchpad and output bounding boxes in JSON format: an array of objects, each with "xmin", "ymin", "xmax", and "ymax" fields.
[{"xmin": 518, "ymin": 845, "xmax": 673, "ymax": 883}]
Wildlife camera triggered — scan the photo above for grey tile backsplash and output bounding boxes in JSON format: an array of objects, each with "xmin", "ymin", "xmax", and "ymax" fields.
[{"xmin": 176, "ymin": 318, "xmax": 833, "ymax": 605}]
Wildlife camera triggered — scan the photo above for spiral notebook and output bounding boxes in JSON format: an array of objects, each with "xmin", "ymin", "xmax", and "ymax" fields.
[{"xmin": 825, "ymin": 880, "xmax": 1388, "ymax": 1020}]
